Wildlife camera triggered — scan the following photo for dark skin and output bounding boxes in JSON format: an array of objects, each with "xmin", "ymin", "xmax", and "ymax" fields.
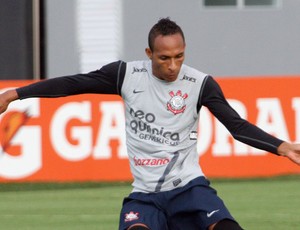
[{"xmin": 145, "ymin": 33, "xmax": 185, "ymax": 82}]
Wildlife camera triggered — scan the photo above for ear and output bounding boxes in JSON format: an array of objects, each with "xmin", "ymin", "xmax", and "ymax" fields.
[{"xmin": 145, "ymin": 48, "xmax": 152, "ymax": 59}]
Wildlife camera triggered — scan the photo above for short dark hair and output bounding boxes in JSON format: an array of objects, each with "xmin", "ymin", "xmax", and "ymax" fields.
[{"xmin": 148, "ymin": 17, "xmax": 185, "ymax": 51}]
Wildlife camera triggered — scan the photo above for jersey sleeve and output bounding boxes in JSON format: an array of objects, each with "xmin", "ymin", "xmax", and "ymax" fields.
[
  {"xmin": 16, "ymin": 61, "xmax": 126, "ymax": 99},
  {"xmin": 200, "ymin": 76, "xmax": 284, "ymax": 155}
]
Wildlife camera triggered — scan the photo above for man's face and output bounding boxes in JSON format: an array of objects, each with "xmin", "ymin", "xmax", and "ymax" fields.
[{"xmin": 146, "ymin": 33, "xmax": 185, "ymax": 82}]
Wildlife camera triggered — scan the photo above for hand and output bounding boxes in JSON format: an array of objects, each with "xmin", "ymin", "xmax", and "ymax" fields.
[
  {"xmin": 0, "ymin": 89, "xmax": 19, "ymax": 114},
  {"xmin": 278, "ymin": 142, "xmax": 300, "ymax": 165}
]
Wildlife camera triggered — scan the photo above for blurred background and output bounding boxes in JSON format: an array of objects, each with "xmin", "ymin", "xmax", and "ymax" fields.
[
  {"xmin": 1, "ymin": 0, "xmax": 300, "ymax": 80},
  {"xmin": 1, "ymin": 2, "xmax": 299, "ymax": 229}
]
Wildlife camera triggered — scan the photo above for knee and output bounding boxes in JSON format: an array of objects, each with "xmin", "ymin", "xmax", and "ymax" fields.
[
  {"xmin": 211, "ymin": 219, "xmax": 243, "ymax": 230},
  {"xmin": 127, "ymin": 223, "xmax": 150, "ymax": 230}
]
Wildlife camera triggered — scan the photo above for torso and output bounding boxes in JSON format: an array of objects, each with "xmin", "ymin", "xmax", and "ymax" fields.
[{"xmin": 121, "ymin": 60, "xmax": 208, "ymax": 192}]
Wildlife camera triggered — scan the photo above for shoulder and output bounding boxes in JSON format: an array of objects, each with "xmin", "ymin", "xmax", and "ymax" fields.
[
  {"xmin": 100, "ymin": 60, "xmax": 127, "ymax": 73},
  {"xmin": 182, "ymin": 64, "xmax": 207, "ymax": 75},
  {"xmin": 125, "ymin": 60, "xmax": 150, "ymax": 75},
  {"xmin": 180, "ymin": 64, "xmax": 209, "ymax": 84}
]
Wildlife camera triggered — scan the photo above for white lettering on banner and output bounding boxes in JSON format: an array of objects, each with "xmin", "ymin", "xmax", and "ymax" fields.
[
  {"xmin": 292, "ymin": 98, "xmax": 300, "ymax": 142},
  {"xmin": 0, "ymin": 97, "xmax": 41, "ymax": 179},
  {"xmin": 212, "ymin": 99, "xmax": 249, "ymax": 157},
  {"xmin": 250, "ymin": 98, "xmax": 289, "ymax": 155},
  {"xmin": 255, "ymin": 98, "xmax": 289, "ymax": 139},
  {"xmin": 51, "ymin": 101, "xmax": 92, "ymax": 161},
  {"xmin": 94, "ymin": 102, "xmax": 127, "ymax": 159}
]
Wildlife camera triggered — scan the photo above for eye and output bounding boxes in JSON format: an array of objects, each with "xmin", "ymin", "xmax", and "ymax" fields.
[
  {"xmin": 160, "ymin": 56, "xmax": 168, "ymax": 61},
  {"xmin": 176, "ymin": 53, "xmax": 184, "ymax": 59}
]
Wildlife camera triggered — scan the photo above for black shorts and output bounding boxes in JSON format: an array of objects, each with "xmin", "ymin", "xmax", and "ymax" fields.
[{"xmin": 119, "ymin": 176, "xmax": 236, "ymax": 230}]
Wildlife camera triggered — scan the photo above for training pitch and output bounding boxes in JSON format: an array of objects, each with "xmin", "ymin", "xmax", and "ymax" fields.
[{"xmin": 0, "ymin": 176, "xmax": 299, "ymax": 230}]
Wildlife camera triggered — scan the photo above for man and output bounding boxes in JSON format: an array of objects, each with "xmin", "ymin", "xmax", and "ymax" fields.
[{"xmin": 0, "ymin": 18, "xmax": 300, "ymax": 230}]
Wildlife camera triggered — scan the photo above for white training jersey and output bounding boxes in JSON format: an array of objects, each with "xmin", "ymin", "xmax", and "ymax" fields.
[{"xmin": 121, "ymin": 60, "xmax": 207, "ymax": 192}]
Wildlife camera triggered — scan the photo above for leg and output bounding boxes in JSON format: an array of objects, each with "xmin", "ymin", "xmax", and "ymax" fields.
[
  {"xmin": 128, "ymin": 223, "xmax": 150, "ymax": 230},
  {"xmin": 166, "ymin": 177, "xmax": 239, "ymax": 229},
  {"xmin": 209, "ymin": 219, "xmax": 243, "ymax": 230}
]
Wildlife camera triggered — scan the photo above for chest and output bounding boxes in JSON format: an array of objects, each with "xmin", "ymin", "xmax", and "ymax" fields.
[{"xmin": 123, "ymin": 74, "xmax": 200, "ymax": 127}]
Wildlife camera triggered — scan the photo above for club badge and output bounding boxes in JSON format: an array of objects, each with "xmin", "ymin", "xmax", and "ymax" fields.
[
  {"xmin": 124, "ymin": 211, "xmax": 139, "ymax": 222},
  {"xmin": 167, "ymin": 90, "xmax": 188, "ymax": 115}
]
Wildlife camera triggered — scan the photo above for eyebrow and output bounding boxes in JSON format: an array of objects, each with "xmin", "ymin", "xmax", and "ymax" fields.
[{"xmin": 159, "ymin": 52, "xmax": 185, "ymax": 58}]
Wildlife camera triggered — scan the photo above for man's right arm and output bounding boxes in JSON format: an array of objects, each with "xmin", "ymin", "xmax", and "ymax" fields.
[
  {"xmin": 0, "ymin": 60, "xmax": 126, "ymax": 114},
  {"xmin": 0, "ymin": 89, "xmax": 19, "ymax": 114},
  {"xmin": 17, "ymin": 60, "xmax": 126, "ymax": 99}
]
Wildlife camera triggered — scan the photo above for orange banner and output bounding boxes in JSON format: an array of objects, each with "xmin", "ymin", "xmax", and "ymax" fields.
[{"xmin": 0, "ymin": 77, "xmax": 300, "ymax": 182}]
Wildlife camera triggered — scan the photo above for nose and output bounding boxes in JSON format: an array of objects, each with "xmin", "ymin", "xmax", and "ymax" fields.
[{"xmin": 168, "ymin": 58, "xmax": 176, "ymax": 71}]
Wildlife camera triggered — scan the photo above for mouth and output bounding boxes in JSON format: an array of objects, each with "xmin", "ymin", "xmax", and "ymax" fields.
[
  {"xmin": 167, "ymin": 73, "xmax": 177, "ymax": 80},
  {"xmin": 154, "ymin": 72, "xmax": 178, "ymax": 82}
]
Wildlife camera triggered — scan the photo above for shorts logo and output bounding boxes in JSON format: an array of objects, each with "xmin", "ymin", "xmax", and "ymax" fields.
[
  {"xmin": 167, "ymin": 90, "xmax": 188, "ymax": 115},
  {"xmin": 125, "ymin": 211, "xmax": 139, "ymax": 222},
  {"xmin": 207, "ymin": 209, "xmax": 220, "ymax": 218}
]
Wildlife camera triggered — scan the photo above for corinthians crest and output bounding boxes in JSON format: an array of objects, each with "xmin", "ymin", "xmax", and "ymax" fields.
[{"xmin": 167, "ymin": 90, "xmax": 188, "ymax": 115}]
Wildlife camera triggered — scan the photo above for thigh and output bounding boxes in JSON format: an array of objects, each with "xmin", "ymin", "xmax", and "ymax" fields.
[
  {"xmin": 119, "ymin": 197, "xmax": 168, "ymax": 230},
  {"xmin": 168, "ymin": 179, "xmax": 236, "ymax": 230}
]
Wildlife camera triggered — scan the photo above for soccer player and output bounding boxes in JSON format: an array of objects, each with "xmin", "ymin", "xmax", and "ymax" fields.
[{"xmin": 0, "ymin": 18, "xmax": 300, "ymax": 230}]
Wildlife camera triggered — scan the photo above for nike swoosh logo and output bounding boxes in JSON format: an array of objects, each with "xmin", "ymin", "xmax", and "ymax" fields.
[
  {"xmin": 133, "ymin": 89, "xmax": 144, "ymax": 94},
  {"xmin": 207, "ymin": 209, "xmax": 220, "ymax": 218}
]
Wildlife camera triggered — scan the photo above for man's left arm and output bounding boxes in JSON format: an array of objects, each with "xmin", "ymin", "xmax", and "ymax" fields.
[
  {"xmin": 278, "ymin": 142, "xmax": 300, "ymax": 165},
  {"xmin": 200, "ymin": 76, "xmax": 300, "ymax": 165}
]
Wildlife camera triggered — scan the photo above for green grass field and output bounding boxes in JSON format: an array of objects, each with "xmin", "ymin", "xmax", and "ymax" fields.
[{"xmin": 0, "ymin": 176, "xmax": 299, "ymax": 230}]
